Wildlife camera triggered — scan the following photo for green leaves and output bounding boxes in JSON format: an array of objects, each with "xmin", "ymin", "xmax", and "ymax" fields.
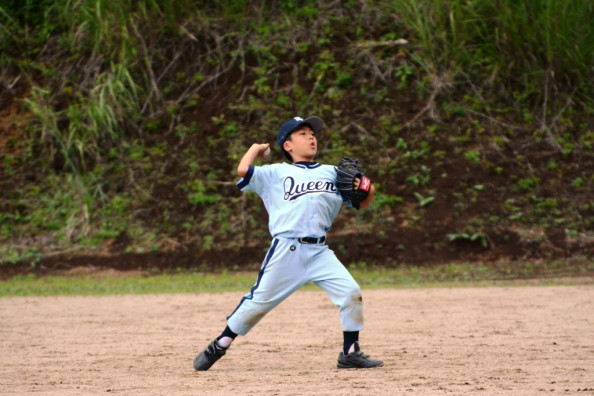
[
  {"xmin": 186, "ymin": 180, "xmax": 220, "ymax": 206},
  {"xmin": 414, "ymin": 192, "xmax": 435, "ymax": 208},
  {"xmin": 447, "ymin": 231, "xmax": 488, "ymax": 249}
]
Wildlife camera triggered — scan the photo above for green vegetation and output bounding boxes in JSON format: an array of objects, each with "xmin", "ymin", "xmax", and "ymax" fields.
[
  {"xmin": 0, "ymin": 271, "xmax": 259, "ymax": 297},
  {"xmin": 0, "ymin": 0, "xmax": 592, "ymax": 270},
  {"xmin": 1, "ymin": 259, "xmax": 592, "ymax": 297}
]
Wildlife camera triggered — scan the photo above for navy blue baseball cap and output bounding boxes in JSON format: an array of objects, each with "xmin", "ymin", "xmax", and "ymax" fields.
[{"xmin": 277, "ymin": 116, "xmax": 323, "ymax": 152}]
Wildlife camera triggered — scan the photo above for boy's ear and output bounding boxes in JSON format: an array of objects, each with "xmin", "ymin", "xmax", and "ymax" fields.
[{"xmin": 283, "ymin": 140, "xmax": 292, "ymax": 153}]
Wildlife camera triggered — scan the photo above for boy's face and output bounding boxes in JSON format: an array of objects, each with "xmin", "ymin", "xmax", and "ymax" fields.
[{"xmin": 284, "ymin": 125, "xmax": 317, "ymax": 162}]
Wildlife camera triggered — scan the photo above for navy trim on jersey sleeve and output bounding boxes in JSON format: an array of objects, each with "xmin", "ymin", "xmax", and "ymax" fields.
[{"xmin": 236, "ymin": 165, "xmax": 255, "ymax": 190}]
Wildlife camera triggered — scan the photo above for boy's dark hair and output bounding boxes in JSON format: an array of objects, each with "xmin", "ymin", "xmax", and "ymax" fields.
[{"xmin": 282, "ymin": 134, "xmax": 294, "ymax": 162}]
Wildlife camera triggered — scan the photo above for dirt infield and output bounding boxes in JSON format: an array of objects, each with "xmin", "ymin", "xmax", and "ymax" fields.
[{"xmin": 1, "ymin": 284, "xmax": 593, "ymax": 395}]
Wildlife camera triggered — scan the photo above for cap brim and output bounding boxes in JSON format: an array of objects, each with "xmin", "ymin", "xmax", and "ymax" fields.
[{"xmin": 303, "ymin": 116, "xmax": 323, "ymax": 134}]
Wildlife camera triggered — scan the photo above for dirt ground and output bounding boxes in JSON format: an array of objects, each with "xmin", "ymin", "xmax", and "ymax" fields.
[{"xmin": 1, "ymin": 284, "xmax": 593, "ymax": 395}]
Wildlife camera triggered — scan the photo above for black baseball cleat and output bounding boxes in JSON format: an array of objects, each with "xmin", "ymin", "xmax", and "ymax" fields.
[
  {"xmin": 194, "ymin": 339, "xmax": 228, "ymax": 371},
  {"xmin": 337, "ymin": 341, "xmax": 384, "ymax": 369}
]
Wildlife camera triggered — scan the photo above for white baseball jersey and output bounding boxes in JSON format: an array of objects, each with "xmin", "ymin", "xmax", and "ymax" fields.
[
  {"xmin": 227, "ymin": 161, "xmax": 364, "ymax": 336},
  {"xmin": 236, "ymin": 161, "xmax": 344, "ymax": 238}
]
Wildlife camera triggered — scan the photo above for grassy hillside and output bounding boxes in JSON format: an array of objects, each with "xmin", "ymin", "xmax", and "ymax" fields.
[{"xmin": 1, "ymin": 0, "xmax": 593, "ymax": 274}]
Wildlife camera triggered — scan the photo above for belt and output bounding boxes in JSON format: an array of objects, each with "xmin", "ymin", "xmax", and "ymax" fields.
[{"xmin": 298, "ymin": 236, "xmax": 326, "ymax": 244}]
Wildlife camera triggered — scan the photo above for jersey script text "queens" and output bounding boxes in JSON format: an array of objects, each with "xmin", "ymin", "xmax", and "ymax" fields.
[{"xmin": 283, "ymin": 176, "xmax": 337, "ymax": 201}]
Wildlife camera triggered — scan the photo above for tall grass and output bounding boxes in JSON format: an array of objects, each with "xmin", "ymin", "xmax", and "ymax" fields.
[
  {"xmin": 14, "ymin": 0, "xmax": 592, "ymax": 173},
  {"xmin": 7, "ymin": 0, "xmax": 261, "ymax": 174},
  {"xmin": 8, "ymin": 1, "xmax": 147, "ymax": 173},
  {"xmin": 390, "ymin": 0, "xmax": 594, "ymax": 111},
  {"xmin": 23, "ymin": 62, "xmax": 142, "ymax": 173},
  {"xmin": 6, "ymin": 0, "xmax": 594, "ymax": 159}
]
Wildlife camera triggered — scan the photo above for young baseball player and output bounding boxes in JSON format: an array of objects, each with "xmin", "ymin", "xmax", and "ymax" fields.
[{"xmin": 193, "ymin": 116, "xmax": 383, "ymax": 370}]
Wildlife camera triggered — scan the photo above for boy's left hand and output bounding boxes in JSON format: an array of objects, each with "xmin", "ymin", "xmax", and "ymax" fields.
[{"xmin": 335, "ymin": 157, "xmax": 372, "ymax": 209}]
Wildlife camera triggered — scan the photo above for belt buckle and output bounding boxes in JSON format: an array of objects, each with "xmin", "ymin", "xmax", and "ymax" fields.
[{"xmin": 299, "ymin": 237, "xmax": 324, "ymax": 244}]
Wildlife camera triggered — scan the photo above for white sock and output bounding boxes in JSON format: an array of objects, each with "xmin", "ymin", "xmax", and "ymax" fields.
[
  {"xmin": 217, "ymin": 336, "xmax": 233, "ymax": 348},
  {"xmin": 348, "ymin": 343, "xmax": 355, "ymax": 354}
]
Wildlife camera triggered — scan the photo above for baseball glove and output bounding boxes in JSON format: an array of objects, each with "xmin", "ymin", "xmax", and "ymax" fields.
[{"xmin": 335, "ymin": 157, "xmax": 372, "ymax": 209}]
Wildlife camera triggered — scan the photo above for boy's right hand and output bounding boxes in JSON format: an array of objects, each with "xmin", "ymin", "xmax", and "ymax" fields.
[{"xmin": 253, "ymin": 143, "xmax": 270, "ymax": 159}]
